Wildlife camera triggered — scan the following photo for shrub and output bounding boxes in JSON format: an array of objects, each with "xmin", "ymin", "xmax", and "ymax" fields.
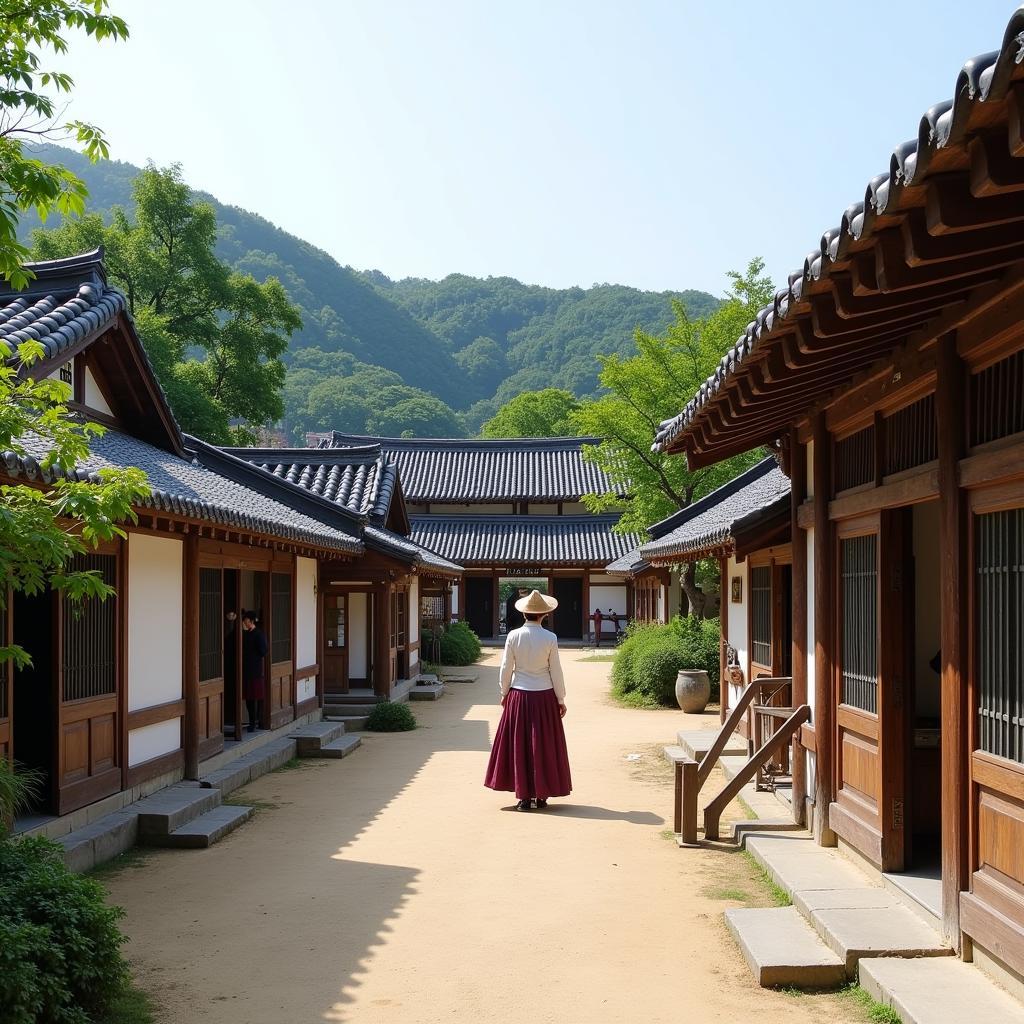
[
  {"xmin": 611, "ymin": 616, "xmax": 721, "ymax": 708},
  {"xmin": 438, "ymin": 621, "xmax": 482, "ymax": 665},
  {"xmin": 365, "ymin": 701, "xmax": 417, "ymax": 732},
  {"xmin": 0, "ymin": 836, "xmax": 131, "ymax": 1023}
]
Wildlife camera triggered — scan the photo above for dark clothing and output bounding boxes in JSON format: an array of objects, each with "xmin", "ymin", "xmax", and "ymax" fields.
[
  {"xmin": 484, "ymin": 688, "xmax": 572, "ymax": 800},
  {"xmin": 505, "ymin": 595, "xmax": 523, "ymax": 634},
  {"xmin": 242, "ymin": 626, "xmax": 268, "ymax": 700}
]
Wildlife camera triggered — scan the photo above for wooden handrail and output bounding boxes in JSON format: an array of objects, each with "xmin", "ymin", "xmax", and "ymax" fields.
[{"xmin": 703, "ymin": 704, "xmax": 810, "ymax": 841}]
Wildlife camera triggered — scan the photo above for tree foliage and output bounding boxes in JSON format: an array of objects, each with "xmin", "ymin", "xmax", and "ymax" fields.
[
  {"xmin": 32, "ymin": 164, "xmax": 302, "ymax": 442},
  {"xmin": 480, "ymin": 388, "xmax": 580, "ymax": 439},
  {"xmin": 0, "ymin": 1, "xmax": 128, "ymax": 286}
]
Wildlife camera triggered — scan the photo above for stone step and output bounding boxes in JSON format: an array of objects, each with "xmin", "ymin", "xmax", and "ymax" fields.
[
  {"xmin": 135, "ymin": 784, "xmax": 222, "ymax": 839},
  {"xmin": 290, "ymin": 720, "xmax": 346, "ymax": 756},
  {"xmin": 57, "ymin": 811, "xmax": 138, "ymax": 874},
  {"xmin": 725, "ymin": 906, "xmax": 846, "ymax": 989},
  {"xmin": 860, "ymin": 956, "xmax": 1024, "ymax": 1024},
  {"xmin": 319, "ymin": 735, "xmax": 362, "ymax": 759},
  {"xmin": 677, "ymin": 728, "xmax": 747, "ymax": 761},
  {"xmin": 322, "ymin": 714, "xmax": 368, "ymax": 731},
  {"xmin": 409, "ymin": 682, "xmax": 445, "ymax": 701},
  {"xmin": 730, "ymin": 819, "xmax": 804, "ymax": 843},
  {"xmin": 439, "ymin": 671, "xmax": 478, "ymax": 684},
  {"xmin": 323, "ymin": 702, "xmax": 379, "ymax": 717},
  {"xmin": 199, "ymin": 737, "xmax": 297, "ymax": 795},
  {"xmin": 157, "ymin": 805, "xmax": 255, "ymax": 850},
  {"xmin": 326, "ymin": 690, "xmax": 386, "ymax": 705}
]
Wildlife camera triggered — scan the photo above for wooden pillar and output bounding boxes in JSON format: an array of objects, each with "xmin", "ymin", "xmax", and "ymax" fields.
[
  {"xmin": 373, "ymin": 586, "xmax": 391, "ymax": 698},
  {"xmin": 937, "ymin": 332, "xmax": 969, "ymax": 950},
  {"xmin": 491, "ymin": 572, "xmax": 500, "ymax": 638},
  {"xmin": 812, "ymin": 413, "xmax": 837, "ymax": 846},
  {"xmin": 183, "ymin": 533, "xmax": 199, "ymax": 780},
  {"xmin": 790, "ymin": 427, "xmax": 808, "ymax": 825},
  {"xmin": 719, "ymin": 556, "xmax": 729, "ymax": 725},
  {"xmin": 582, "ymin": 570, "xmax": 590, "ymax": 641}
]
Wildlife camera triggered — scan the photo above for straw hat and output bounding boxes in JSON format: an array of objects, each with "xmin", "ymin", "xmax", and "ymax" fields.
[{"xmin": 514, "ymin": 589, "xmax": 558, "ymax": 614}]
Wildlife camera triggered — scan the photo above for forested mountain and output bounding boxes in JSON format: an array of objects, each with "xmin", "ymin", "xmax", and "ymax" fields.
[{"xmin": 22, "ymin": 146, "xmax": 718, "ymax": 438}]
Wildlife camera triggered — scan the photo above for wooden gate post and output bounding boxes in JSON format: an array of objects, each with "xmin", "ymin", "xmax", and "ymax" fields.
[
  {"xmin": 183, "ymin": 532, "xmax": 199, "ymax": 780},
  {"xmin": 790, "ymin": 426, "xmax": 808, "ymax": 825}
]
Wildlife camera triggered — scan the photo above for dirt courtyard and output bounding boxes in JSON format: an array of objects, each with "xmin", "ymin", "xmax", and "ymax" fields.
[{"xmin": 103, "ymin": 651, "xmax": 855, "ymax": 1024}]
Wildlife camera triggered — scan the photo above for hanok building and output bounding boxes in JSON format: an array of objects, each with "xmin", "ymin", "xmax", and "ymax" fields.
[
  {"xmin": 312, "ymin": 433, "xmax": 639, "ymax": 642},
  {"xmin": 653, "ymin": 7, "xmax": 1024, "ymax": 985}
]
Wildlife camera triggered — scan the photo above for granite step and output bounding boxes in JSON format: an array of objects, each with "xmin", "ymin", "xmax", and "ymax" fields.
[
  {"xmin": 199, "ymin": 737, "xmax": 297, "ymax": 794},
  {"xmin": 323, "ymin": 702, "xmax": 379, "ymax": 717},
  {"xmin": 725, "ymin": 906, "xmax": 846, "ymax": 989},
  {"xmin": 677, "ymin": 728, "xmax": 747, "ymax": 761},
  {"xmin": 57, "ymin": 811, "xmax": 138, "ymax": 874},
  {"xmin": 409, "ymin": 682, "xmax": 445, "ymax": 701},
  {"xmin": 291, "ymin": 720, "xmax": 346, "ymax": 756},
  {"xmin": 135, "ymin": 784, "xmax": 222, "ymax": 840},
  {"xmin": 319, "ymin": 735, "xmax": 362, "ymax": 759},
  {"xmin": 157, "ymin": 805, "xmax": 254, "ymax": 849},
  {"xmin": 859, "ymin": 956, "xmax": 1024, "ymax": 1024}
]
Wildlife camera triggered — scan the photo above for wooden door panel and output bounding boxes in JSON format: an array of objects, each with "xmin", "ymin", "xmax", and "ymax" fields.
[
  {"xmin": 839, "ymin": 729, "xmax": 881, "ymax": 814},
  {"xmin": 60, "ymin": 719, "xmax": 89, "ymax": 786},
  {"xmin": 269, "ymin": 661, "xmax": 293, "ymax": 729},
  {"xmin": 198, "ymin": 678, "xmax": 223, "ymax": 760},
  {"xmin": 89, "ymin": 712, "xmax": 115, "ymax": 774}
]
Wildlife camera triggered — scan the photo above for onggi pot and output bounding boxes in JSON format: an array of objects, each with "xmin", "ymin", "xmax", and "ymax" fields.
[{"xmin": 675, "ymin": 669, "xmax": 711, "ymax": 713}]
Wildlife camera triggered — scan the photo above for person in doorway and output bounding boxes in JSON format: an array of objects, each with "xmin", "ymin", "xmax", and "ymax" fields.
[
  {"xmin": 241, "ymin": 610, "xmax": 268, "ymax": 733},
  {"xmin": 591, "ymin": 607, "xmax": 604, "ymax": 647},
  {"xmin": 504, "ymin": 587, "xmax": 528, "ymax": 634},
  {"xmin": 485, "ymin": 589, "xmax": 571, "ymax": 811}
]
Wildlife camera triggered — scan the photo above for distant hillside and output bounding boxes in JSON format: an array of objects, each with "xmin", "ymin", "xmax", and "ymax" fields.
[{"xmin": 22, "ymin": 146, "xmax": 719, "ymax": 437}]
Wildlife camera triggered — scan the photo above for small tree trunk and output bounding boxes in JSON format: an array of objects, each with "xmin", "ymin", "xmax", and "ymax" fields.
[{"xmin": 680, "ymin": 561, "xmax": 706, "ymax": 618}]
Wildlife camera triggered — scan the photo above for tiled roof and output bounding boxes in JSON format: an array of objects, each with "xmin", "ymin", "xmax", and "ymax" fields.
[
  {"xmin": 4, "ymin": 430, "xmax": 363, "ymax": 555},
  {"xmin": 364, "ymin": 525, "xmax": 462, "ymax": 576},
  {"xmin": 225, "ymin": 444, "xmax": 397, "ymax": 520},
  {"xmin": 409, "ymin": 514, "xmax": 637, "ymax": 566},
  {"xmin": 603, "ymin": 548, "xmax": 651, "ymax": 577},
  {"xmin": 653, "ymin": 7, "xmax": 1024, "ymax": 455},
  {"xmin": 319, "ymin": 432, "xmax": 625, "ymax": 502},
  {"xmin": 0, "ymin": 250, "xmax": 126, "ymax": 363},
  {"xmin": 640, "ymin": 459, "xmax": 789, "ymax": 562}
]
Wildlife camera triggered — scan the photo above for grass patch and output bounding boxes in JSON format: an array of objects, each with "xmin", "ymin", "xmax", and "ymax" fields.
[
  {"xmin": 86, "ymin": 846, "xmax": 153, "ymax": 881},
  {"xmin": 840, "ymin": 984, "xmax": 903, "ymax": 1024},
  {"xmin": 100, "ymin": 983, "xmax": 156, "ymax": 1024},
  {"xmin": 737, "ymin": 795, "xmax": 757, "ymax": 820},
  {"xmin": 579, "ymin": 654, "xmax": 616, "ymax": 662},
  {"xmin": 741, "ymin": 849, "xmax": 791, "ymax": 907},
  {"xmin": 274, "ymin": 756, "xmax": 307, "ymax": 771},
  {"xmin": 223, "ymin": 794, "xmax": 279, "ymax": 811},
  {"xmin": 659, "ymin": 828, "xmax": 677, "ymax": 841},
  {"xmin": 703, "ymin": 886, "xmax": 751, "ymax": 902}
]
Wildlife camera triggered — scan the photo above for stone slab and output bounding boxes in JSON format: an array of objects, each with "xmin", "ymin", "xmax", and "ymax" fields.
[
  {"xmin": 793, "ymin": 887, "xmax": 896, "ymax": 919},
  {"xmin": 662, "ymin": 745, "xmax": 691, "ymax": 764},
  {"xmin": 135, "ymin": 784, "xmax": 221, "ymax": 838},
  {"xmin": 323, "ymin": 702, "xmax": 379, "ymax": 717},
  {"xmin": 159, "ymin": 805, "xmax": 254, "ymax": 849},
  {"xmin": 57, "ymin": 811, "xmax": 139, "ymax": 873},
  {"xmin": 199, "ymin": 761, "xmax": 253, "ymax": 795},
  {"xmin": 324, "ymin": 714, "xmax": 368, "ymax": 732},
  {"xmin": 859, "ymin": 956, "xmax": 1024, "ymax": 1024},
  {"xmin": 810, "ymin": 904, "xmax": 952, "ymax": 973},
  {"xmin": 409, "ymin": 683, "xmax": 445, "ymax": 701},
  {"xmin": 291, "ymin": 720, "xmax": 346, "ymax": 756},
  {"xmin": 745, "ymin": 833, "xmax": 876, "ymax": 895},
  {"xmin": 319, "ymin": 735, "xmax": 362, "ymax": 759},
  {"xmin": 731, "ymin": 819, "xmax": 804, "ymax": 843},
  {"xmin": 677, "ymin": 728, "xmax": 747, "ymax": 761},
  {"xmin": 725, "ymin": 906, "xmax": 846, "ymax": 989},
  {"xmin": 439, "ymin": 673, "xmax": 477, "ymax": 684}
]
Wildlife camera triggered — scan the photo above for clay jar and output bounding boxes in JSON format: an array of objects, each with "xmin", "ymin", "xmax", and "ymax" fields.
[{"xmin": 674, "ymin": 669, "xmax": 711, "ymax": 713}]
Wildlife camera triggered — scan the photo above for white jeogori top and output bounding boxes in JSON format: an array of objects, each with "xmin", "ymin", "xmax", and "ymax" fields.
[{"xmin": 499, "ymin": 621, "xmax": 566, "ymax": 704}]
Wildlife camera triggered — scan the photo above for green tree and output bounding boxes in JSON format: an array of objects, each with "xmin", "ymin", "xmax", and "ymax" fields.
[
  {"xmin": 480, "ymin": 388, "xmax": 580, "ymax": 438},
  {"xmin": 0, "ymin": 1, "xmax": 128, "ymax": 285},
  {"xmin": 368, "ymin": 388, "xmax": 464, "ymax": 438},
  {"xmin": 32, "ymin": 164, "xmax": 302, "ymax": 442},
  {"xmin": 573, "ymin": 259, "xmax": 775, "ymax": 613}
]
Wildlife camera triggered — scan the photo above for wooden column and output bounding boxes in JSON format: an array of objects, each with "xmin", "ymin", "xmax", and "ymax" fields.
[
  {"xmin": 491, "ymin": 572, "xmax": 500, "ymax": 638},
  {"xmin": 719, "ymin": 556, "xmax": 729, "ymax": 725},
  {"xmin": 790, "ymin": 427, "xmax": 808, "ymax": 825},
  {"xmin": 183, "ymin": 532, "xmax": 199, "ymax": 780},
  {"xmin": 937, "ymin": 332, "xmax": 969, "ymax": 950},
  {"xmin": 373, "ymin": 586, "xmax": 391, "ymax": 698},
  {"xmin": 812, "ymin": 414, "xmax": 837, "ymax": 846}
]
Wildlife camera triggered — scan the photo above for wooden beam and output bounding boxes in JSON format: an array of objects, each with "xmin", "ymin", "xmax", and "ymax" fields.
[
  {"xmin": 827, "ymin": 466, "xmax": 939, "ymax": 520},
  {"xmin": 790, "ymin": 427, "xmax": 808, "ymax": 826},
  {"xmin": 937, "ymin": 331, "xmax": 969, "ymax": 951},
  {"xmin": 812, "ymin": 414, "xmax": 836, "ymax": 846},
  {"xmin": 183, "ymin": 533, "xmax": 199, "ymax": 780}
]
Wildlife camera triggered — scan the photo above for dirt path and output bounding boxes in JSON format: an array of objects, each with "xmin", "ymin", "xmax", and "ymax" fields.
[{"xmin": 104, "ymin": 651, "xmax": 852, "ymax": 1023}]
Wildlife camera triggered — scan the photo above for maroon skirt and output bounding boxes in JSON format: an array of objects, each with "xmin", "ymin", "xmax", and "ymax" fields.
[
  {"xmin": 243, "ymin": 675, "xmax": 266, "ymax": 700},
  {"xmin": 484, "ymin": 688, "xmax": 572, "ymax": 800}
]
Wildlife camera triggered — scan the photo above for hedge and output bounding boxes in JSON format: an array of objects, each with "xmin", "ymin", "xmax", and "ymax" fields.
[
  {"xmin": 436, "ymin": 621, "xmax": 482, "ymax": 665},
  {"xmin": 365, "ymin": 701, "xmax": 417, "ymax": 732},
  {"xmin": 611, "ymin": 616, "xmax": 720, "ymax": 708}
]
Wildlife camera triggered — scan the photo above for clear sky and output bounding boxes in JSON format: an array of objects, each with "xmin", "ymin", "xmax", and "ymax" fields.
[{"xmin": 54, "ymin": 0, "xmax": 1021, "ymax": 296}]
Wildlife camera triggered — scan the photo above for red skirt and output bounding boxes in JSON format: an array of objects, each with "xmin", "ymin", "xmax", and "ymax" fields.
[
  {"xmin": 243, "ymin": 675, "xmax": 266, "ymax": 700},
  {"xmin": 484, "ymin": 688, "xmax": 572, "ymax": 800}
]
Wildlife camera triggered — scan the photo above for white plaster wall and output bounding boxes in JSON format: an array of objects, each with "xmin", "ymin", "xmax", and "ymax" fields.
[
  {"xmin": 296, "ymin": 557, "xmax": 317, "ymax": 668},
  {"xmin": 588, "ymin": 573, "xmax": 620, "ymax": 585},
  {"xmin": 349, "ymin": 593, "xmax": 368, "ymax": 678},
  {"xmin": 127, "ymin": 533, "xmax": 183, "ymax": 713},
  {"xmin": 409, "ymin": 578, "xmax": 420, "ymax": 670},
  {"xmin": 529, "ymin": 503, "xmax": 559, "ymax": 514},
  {"xmin": 725, "ymin": 553, "xmax": 749, "ymax": 711},
  {"xmin": 668, "ymin": 568, "xmax": 682, "ymax": 620},
  {"xmin": 451, "ymin": 583, "xmax": 459, "ymax": 618},
  {"xmin": 83, "ymin": 365, "xmax": 113, "ymax": 416},
  {"xmin": 590, "ymin": 584, "xmax": 626, "ymax": 638},
  {"xmin": 128, "ymin": 719, "xmax": 181, "ymax": 768},
  {"xmin": 561, "ymin": 502, "xmax": 589, "ymax": 515},
  {"xmin": 913, "ymin": 502, "xmax": 942, "ymax": 719}
]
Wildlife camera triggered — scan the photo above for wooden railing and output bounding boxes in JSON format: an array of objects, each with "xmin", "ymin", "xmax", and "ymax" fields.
[{"xmin": 672, "ymin": 676, "xmax": 807, "ymax": 845}]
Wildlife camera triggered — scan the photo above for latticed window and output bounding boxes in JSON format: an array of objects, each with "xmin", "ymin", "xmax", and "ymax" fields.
[
  {"xmin": 841, "ymin": 535, "xmax": 878, "ymax": 713},
  {"xmin": 971, "ymin": 350, "xmax": 1024, "ymax": 448},
  {"xmin": 421, "ymin": 594, "xmax": 445, "ymax": 624},
  {"xmin": 199, "ymin": 568, "xmax": 223, "ymax": 683},
  {"xmin": 884, "ymin": 393, "xmax": 937, "ymax": 476},
  {"xmin": 834, "ymin": 425, "xmax": 876, "ymax": 493},
  {"xmin": 750, "ymin": 566, "xmax": 772, "ymax": 668},
  {"xmin": 271, "ymin": 573, "xmax": 292, "ymax": 664},
  {"xmin": 62, "ymin": 553, "xmax": 117, "ymax": 701},
  {"xmin": 976, "ymin": 508, "xmax": 1024, "ymax": 763}
]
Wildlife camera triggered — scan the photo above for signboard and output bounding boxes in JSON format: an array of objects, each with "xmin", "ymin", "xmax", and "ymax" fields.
[{"xmin": 505, "ymin": 567, "xmax": 547, "ymax": 578}]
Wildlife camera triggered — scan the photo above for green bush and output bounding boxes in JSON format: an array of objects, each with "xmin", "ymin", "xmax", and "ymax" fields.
[
  {"xmin": 611, "ymin": 616, "xmax": 721, "ymax": 708},
  {"xmin": 438, "ymin": 620, "xmax": 482, "ymax": 665},
  {"xmin": 0, "ymin": 836, "xmax": 130, "ymax": 1023},
  {"xmin": 365, "ymin": 701, "xmax": 417, "ymax": 732}
]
